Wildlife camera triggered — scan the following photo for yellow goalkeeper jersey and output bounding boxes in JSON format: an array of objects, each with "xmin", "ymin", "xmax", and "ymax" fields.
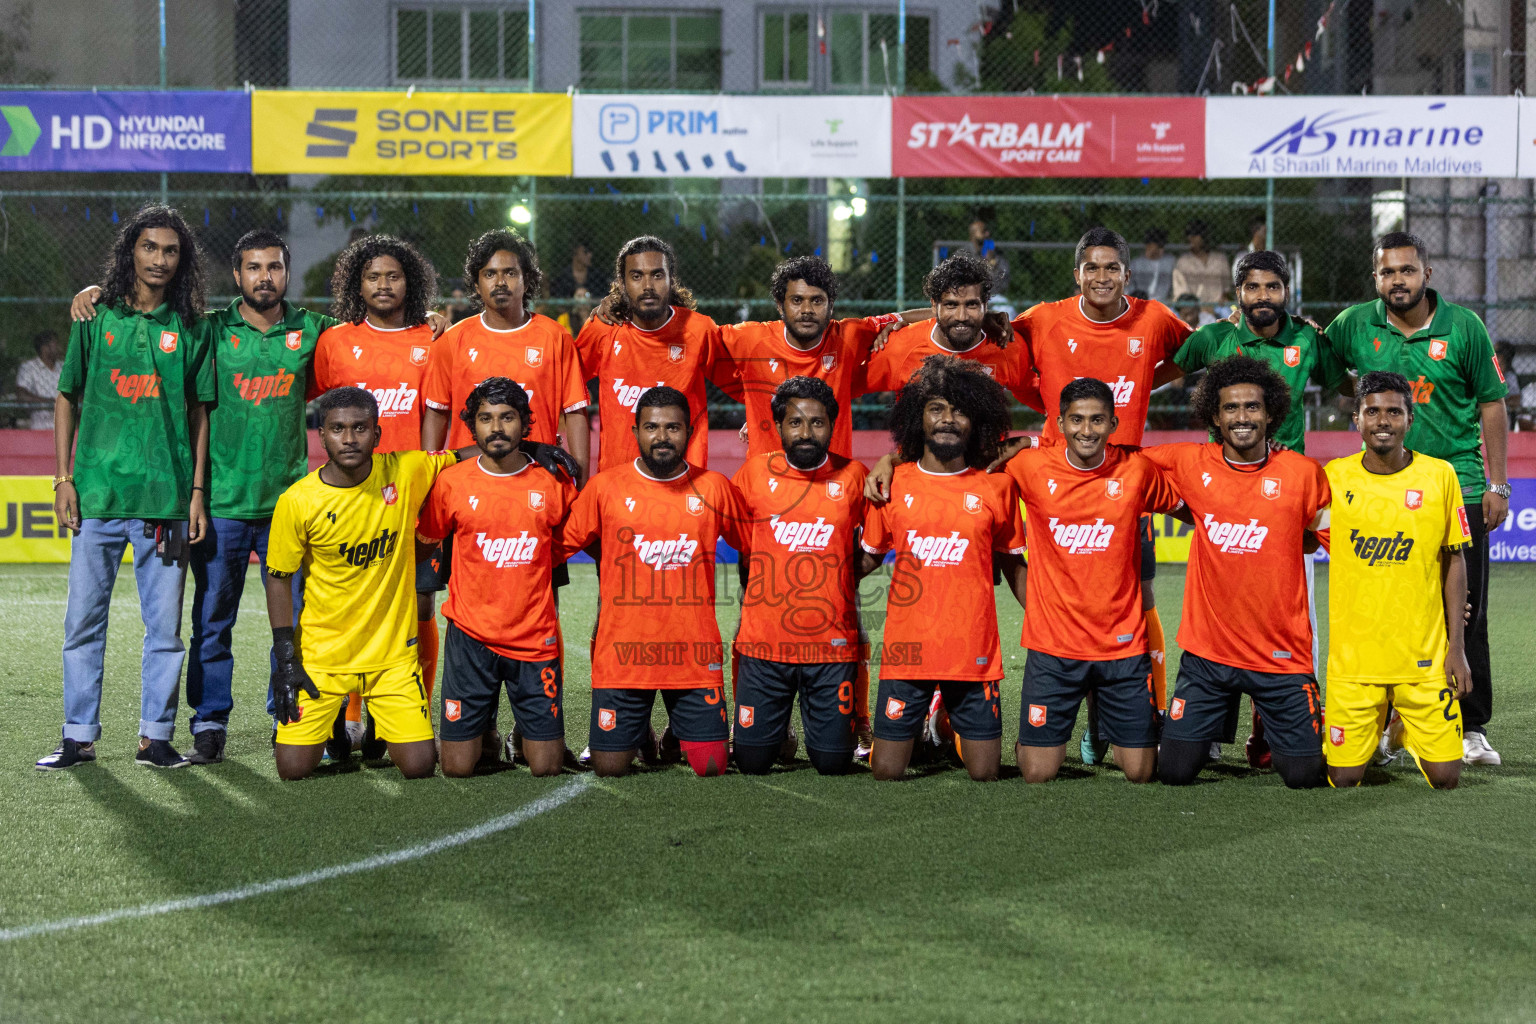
[
  {"xmin": 1323, "ymin": 450, "xmax": 1471, "ymax": 686},
  {"xmin": 268, "ymin": 449, "xmax": 457, "ymax": 672}
]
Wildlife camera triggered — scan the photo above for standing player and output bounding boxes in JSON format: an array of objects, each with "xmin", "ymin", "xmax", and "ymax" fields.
[
  {"xmin": 1325, "ymin": 232, "xmax": 1507, "ymax": 766},
  {"xmin": 417, "ymin": 378, "xmax": 577, "ymax": 777},
  {"xmin": 1168, "ymin": 249, "xmax": 1353, "ymax": 766},
  {"xmin": 576, "ymin": 236, "xmax": 724, "ymax": 472},
  {"xmin": 1005, "ymin": 379, "xmax": 1182, "ymax": 784},
  {"xmin": 39, "ymin": 204, "xmax": 213, "ymax": 771},
  {"xmin": 1145, "ymin": 356, "xmax": 1331, "ymax": 789},
  {"xmin": 421, "ymin": 229, "xmax": 590, "ymax": 481},
  {"xmin": 732, "ymin": 376, "xmax": 868, "ymax": 775},
  {"xmin": 1321, "ymin": 372, "xmax": 1472, "ymax": 789},
  {"xmin": 264, "ymin": 387, "xmax": 461, "ymax": 781},
  {"xmin": 311, "ymin": 234, "xmax": 443, "ymax": 746},
  {"xmin": 559, "ymin": 386, "xmax": 749, "ymax": 778},
  {"xmin": 858, "ymin": 356, "xmax": 1026, "ymax": 782}
]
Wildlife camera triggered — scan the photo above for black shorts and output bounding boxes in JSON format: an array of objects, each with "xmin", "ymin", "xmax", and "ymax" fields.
[
  {"xmin": 439, "ymin": 622, "xmax": 563, "ymax": 742},
  {"xmin": 873, "ymin": 678, "xmax": 1002, "ymax": 742},
  {"xmin": 1139, "ymin": 514, "xmax": 1156, "ymax": 582},
  {"xmin": 552, "ymin": 561, "xmax": 570, "ymax": 589},
  {"xmin": 734, "ymin": 655, "xmax": 857, "ymax": 755},
  {"xmin": 1018, "ymin": 650, "xmax": 1158, "ymax": 748},
  {"xmin": 1162, "ymin": 651, "xmax": 1322, "ymax": 757},
  {"xmin": 416, "ymin": 534, "xmax": 453, "ymax": 594},
  {"xmin": 589, "ymin": 685, "xmax": 729, "ymax": 752}
]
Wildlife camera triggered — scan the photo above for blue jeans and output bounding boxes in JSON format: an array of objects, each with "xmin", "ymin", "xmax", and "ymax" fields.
[
  {"xmin": 62, "ymin": 518, "xmax": 189, "ymax": 743},
  {"xmin": 186, "ymin": 517, "xmax": 302, "ymax": 733}
]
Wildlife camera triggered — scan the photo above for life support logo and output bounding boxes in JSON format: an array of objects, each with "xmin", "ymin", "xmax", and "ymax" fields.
[{"xmin": 1028, "ymin": 704, "xmax": 1047, "ymax": 727}]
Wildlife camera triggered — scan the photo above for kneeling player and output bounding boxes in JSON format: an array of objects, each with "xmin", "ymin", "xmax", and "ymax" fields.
[
  {"xmin": 559, "ymin": 386, "xmax": 749, "ymax": 777},
  {"xmin": 858, "ymin": 356, "xmax": 1025, "ymax": 782},
  {"xmin": 732, "ymin": 377, "xmax": 869, "ymax": 775},
  {"xmin": 417, "ymin": 377, "xmax": 577, "ymax": 777},
  {"xmin": 1322, "ymin": 372, "xmax": 1471, "ymax": 789},
  {"xmin": 265, "ymin": 387, "xmax": 459, "ymax": 780},
  {"xmin": 1003, "ymin": 379, "xmax": 1182, "ymax": 783}
]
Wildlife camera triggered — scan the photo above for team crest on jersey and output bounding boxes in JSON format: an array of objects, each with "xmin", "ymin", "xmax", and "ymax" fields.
[
  {"xmin": 1028, "ymin": 704, "xmax": 1047, "ymax": 727},
  {"xmin": 884, "ymin": 697, "xmax": 905, "ymax": 720},
  {"xmin": 382, "ymin": 484, "xmax": 398, "ymax": 506},
  {"xmin": 1405, "ymin": 489, "xmax": 1424, "ymax": 510},
  {"xmin": 668, "ymin": 344, "xmax": 684, "ymax": 363},
  {"xmin": 1127, "ymin": 336, "xmax": 1144, "ymax": 358},
  {"xmin": 1170, "ymin": 698, "xmax": 1186, "ymax": 720},
  {"xmin": 1283, "ymin": 346, "xmax": 1300, "ymax": 367},
  {"xmin": 686, "ymin": 495, "xmax": 705, "ymax": 516},
  {"xmin": 159, "ymin": 331, "xmax": 178, "ymax": 354},
  {"xmin": 1105, "ymin": 479, "xmax": 1124, "ymax": 500},
  {"xmin": 1329, "ymin": 725, "xmax": 1345, "ymax": 746},
  {"xmin": 964, "ymin": 492, "xmax": 984, "ymax": 514},
  {"xmin": 286, "ymin": 331, "xmax": 302, "ymax": 351},
  {"xmin": 598, "ymin": 708, "xmax": 617, "ymax": 731},
  {"xmin": 1428, "ymin": 340, "xmax": 1447, "ymax": 361},
  {"xmin": 980, "ymin": 366, "xmax": 995, "ymax": 377},
  {"xmin": 822, "ymin": 353, "xmax": 837, "ymax": 371},
  {"xmin": 528, "ymin": 489, "xmax": 546, "ymax": 511},
  {"xmin": 410, "ymin": 346, "xmax": 429, "ymax": 366},
  {"xmin": 1262, "ymin": 477, "xmax": 1282, "ymax": 499},
  {"xmin": 524, "ymin": 346, "xmax": 543, "ymax": 368},
  {"xmin": 738, "ymin": 705, "xmax": 755, "ymax": 728},
  {"xmin": 444, "ymin": 699, "xmax": 462, "ymax": 722},
  {"xmin": 826, "ymin": 480, "xmax": 845, "ymax": 500}
]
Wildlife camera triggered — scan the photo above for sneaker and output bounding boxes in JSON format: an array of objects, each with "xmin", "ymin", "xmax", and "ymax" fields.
[
  {"xmin": 135, "ymin": 739, "xmax": 189, "ymax": 769},
  {"xmin": 656, "ymin": 725, "xmax": 682, "ymax": 765},
  {"xmin": 1463, "ymin": 731, "xmax": 1502, "ymax": 766},
  {"xmin": 577, "ymin": 745, "xmax": 593, "ymax": 767},
  {"xmin": 1080, "ymin": 729, "xmax": 1108, "ymax": 766},
  {"xmin": 777, "ymin": 724, "xmax": 800, "ymax": 765},
  {"xmin": 345, "ymin": 718, "xmax": 365, "ymax": 751},
  {"xmin": 1244, "ymin": 732, "xmax": 1272, "ymax": 770},
  {"xmin": 1373, "ymin": 710, "xmax": 1405, "ymax": 766},
  {"xmin": 36, "ymin": 739, "xmax": 96, "ymax": 771},
  {"xmin": 1208, "ymin": 742, "xmax": 1222, "ymax": 762},
  {"xmin": 854, "ymin": 722, "xmax": 873, "ymax": 760},
  {"xmin": 187, "ymin": 730, "xmax": 226, "ymax": 765},
  {"xmin": 360, "ymin": 712, "xmax": 388, "ymax": 761}
]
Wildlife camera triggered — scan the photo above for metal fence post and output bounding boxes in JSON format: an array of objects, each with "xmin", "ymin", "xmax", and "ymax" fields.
[
  {"xmin": 894, "ymin": 0, "xmax": 906, "ymax": 308},
  {"xmin": 1264, "ymin": 0, "xmax": 1275, "ymax": 249},
  {"xmin": 526, "ymin": 0, "xmax": 538, "ymax": 248},
  {"xmin": 159, "ymin": 0, "xmax": 168, "ymax": 206}
]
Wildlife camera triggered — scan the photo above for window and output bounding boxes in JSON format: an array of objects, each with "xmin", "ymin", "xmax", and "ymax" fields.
[
  {"xmin": 394, "ymin": 6, "xmax": 530, "ymax": 84},
  {"xmin": 828, "ymin": 10, "xmax": 930, "ymax": 90},
  {"xmin": 579, "ymin": 11, "xmax": 722, "ymax": 90},
  {"xmin": 761, "ymin": 9, "xmax": 811, "ymax": 87}
]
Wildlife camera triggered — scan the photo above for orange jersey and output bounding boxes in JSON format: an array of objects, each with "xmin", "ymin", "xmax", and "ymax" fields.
[
  {"xmin": 1013, "ymin": 296, "xmax": 1191, "ymax": 446},
  {"xmin": 416, "ymin": 457, "xmax": 576, "ymax": 661},
  {"xmin": 732, "ymin": 452, "xmax": 869, "ymax": 664},
  {"xmin": 559, "ymin": 460, "xmax": 748, "ymax": 688},
  {"xmin": 311, "ymin": 320, "xmax": 435, "ymax": 453},
  {"xmin": 421, "ymin": 312, "xmax": 589, "ymax": 450},
  {"xmin": 1143, "ymin": 443, "xmax": 1330, "ymax": 674},
  {"xmin": 575, "ymin": 307, "xmax": 723, "ymax": 473},
  {"xmin": 860, "ymin": 463, "xmax": 1024, "ymax": 682},
  {"xmin": 716, "ymin": 319, "xmax": 880, "ymax": 460},
  {"xmin": 860, "ymin": 319, "xmax": 1041, "ymax": 408},
  {"xmin": 1004, "ymin": 445, "xmax": 1181, "ymax": 660}
]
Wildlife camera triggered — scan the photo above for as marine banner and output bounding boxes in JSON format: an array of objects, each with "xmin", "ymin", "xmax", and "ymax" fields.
[{"xmin": 251, "ymin": 91, "xmax": 572, "ymax": 176}]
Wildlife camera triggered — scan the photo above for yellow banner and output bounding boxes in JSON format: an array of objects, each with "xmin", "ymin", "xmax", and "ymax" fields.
[
  {"xmin": 0, "ymin": 477, "xmax": 71, "ymax": 563},
  {"xmin": 1149, "ymin": 512, "xmax": 1195, "ymax": 563},
  {"xmin": 251, "ymin": 91, "xmax": 572, "ymax": 176}
]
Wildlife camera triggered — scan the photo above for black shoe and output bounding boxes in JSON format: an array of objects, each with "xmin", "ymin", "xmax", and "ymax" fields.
[
  {"xmin": 360, "ymin": 711, "xmax": 388, "ymax": 761},
  {"xmin": 187, "ymin": 730, "xmax": 226, "ymax": 765},
  {"xmin": 325, "ymin": 708, "xmax": 351, "ymax": 764},
  {"xmin": 135, "ymin": 740, "xmax": 189, "ymax": 768},
  {"xmin": 36, "ymin": 739, "xmax": 96, "ymax": 770}
]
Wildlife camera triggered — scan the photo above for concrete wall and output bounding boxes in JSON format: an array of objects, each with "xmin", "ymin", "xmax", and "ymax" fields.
[{"xmin": 0, "ymin": 0, "xmax": 235, "ymax": 88}]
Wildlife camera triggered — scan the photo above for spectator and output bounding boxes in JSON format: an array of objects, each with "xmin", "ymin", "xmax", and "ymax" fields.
[
  {"xmin": 16, "ymin": 329, "xmax": 62, "ymax": 430},
  {"xmin": 1247, "ymin": 217, "xmax": 1267, "ymax": 253},
  {"xmin": 1172, "ymin": 219, "xmax": 1232, "ymax": 306},
  {"xmin": 1129, "ymin": 228, "xmax": 1177, "ymax": 303},
  {"xmin": 444, "ymin": 281, "xmax": 474, "ymax": 324},
  {"xmin": 968, "ymin": 212, "xmax": 1011, "ymax": 299},
  {"xmin": 1174, "ymin": 293, "xmax": 1218, "ymax": 329},
  {"xmin": 1496, "ymin": 340, "xmax": 1521, "ymax": 430},
  {"xmin": 548, "ymin": 241, "xmax": 609, "ymax": 337}
]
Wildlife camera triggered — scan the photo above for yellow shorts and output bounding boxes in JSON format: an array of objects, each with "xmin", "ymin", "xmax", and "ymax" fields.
[
  {"xmin": 276, "ymin": 661, "xmax": 434, "ymax": 747},
  {"xmin": 1324, "ymin": 676, "xmax": 1462, "ymax": 767}
]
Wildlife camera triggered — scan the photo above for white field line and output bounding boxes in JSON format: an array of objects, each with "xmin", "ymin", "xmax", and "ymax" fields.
[{"xmin": 0, "ymin": 774, "xmax": 593, "ymax": 942}]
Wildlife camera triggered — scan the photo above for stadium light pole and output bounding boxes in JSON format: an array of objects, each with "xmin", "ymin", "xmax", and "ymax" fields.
[
  {"xmin": 894, "ymin": 0, "xmax": 907, "ymax": 308},
  {"xmin": 1264, "ymin": 0, "xmax": 1275, "ymax": 253},
  {"xmin": 158, "ymin": 0, "xmax": 168, "ymax": 206}
]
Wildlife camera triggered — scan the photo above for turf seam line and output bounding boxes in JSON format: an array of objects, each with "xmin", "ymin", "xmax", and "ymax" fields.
[{"xmin": 0, "ymin": 774, "xmax": 594, "ymax": 943}]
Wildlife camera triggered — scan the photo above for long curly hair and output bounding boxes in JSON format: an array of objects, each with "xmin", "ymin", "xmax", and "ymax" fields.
[
  {"xmin": 604, "ymin": 235, "xmax": 695, "ymax": 319},
  {"xmin": 329, "ymin": 234, "xmax": 437, "ymax": 326},
  {"xmin": 97, "ymin": 204, "xmax": 206, "ymax": 324},
  {"xmin": 463, "ymin": 229, "xmax": 540, "ymax": 315},
  {"xmin": 922, "ymin": 251, "xmax": 993, "ymax": 306},
  {"xmin": 888, "ymin": 354, "xmax": 1011, "ymax": 469},
  {"xmin": 1190, "ymin": 354, "xmax": 1291, "ymax": 442}
]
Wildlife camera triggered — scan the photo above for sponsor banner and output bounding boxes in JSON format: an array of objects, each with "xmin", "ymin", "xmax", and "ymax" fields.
[
  {"xmin": 1517, "ymin": 99, "xmax": 1536, "ymax": 177},
  {"xmin": 0, "ymin": 477, "xmax": 72, "ymax": 563},
  {"xmin": 0, "ymin": 91, "xmax": 250, "ymax": 173},
  {"xmin": 251, "ymin": 91, "xmax": 571, "ymax": 176},
  {"xmin": 1206, "ymin": 96, "xmax": 1519, "ymax": 178},
  {"xmin": 892, "ymin": 95, "xmax": 1203, "ymax": 177},
  {"xmin": 1487, "ymin": 479, "xmax": 1536, "ymax": 561},
  {"xmin": 572, "ymin": 95, "xmax": 890, "ymax": 178}
]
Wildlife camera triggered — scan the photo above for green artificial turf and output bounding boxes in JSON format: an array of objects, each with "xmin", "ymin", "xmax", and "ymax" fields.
[{"xmin": 1, "ymin": 562, "xmax": 1533, "ymax": 1024}]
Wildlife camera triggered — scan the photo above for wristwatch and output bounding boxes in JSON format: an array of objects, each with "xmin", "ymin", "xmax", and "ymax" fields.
[{"xmin": 1487, "ymin": 481, "xmax": 1512, "ymax": 499}]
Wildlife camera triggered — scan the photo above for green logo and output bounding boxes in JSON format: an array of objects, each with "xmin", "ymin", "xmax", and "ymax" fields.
[
  {"xmin": 0, "ymin": 105, "xmax": 41, "ymax": 156},
  {"xmin": 825, "ymin": 119, "xmax": 843, "ymax": 134}
]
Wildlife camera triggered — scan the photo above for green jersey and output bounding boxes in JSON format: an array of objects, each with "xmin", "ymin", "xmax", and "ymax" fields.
[
  {"xmin": 205, "ymin": 299, "xmax": 339, "ymax": 519},
  {"xmin": 1326, "ymin": 290, "xmax": 1507, "ymax": 500},
  {"xmin": 59, "ymin": 301, "xmax": 215, "ymax": 520},
  {"xmin": 1173, "ymin": 314, "xmax": 1350, "ymax": 452}
]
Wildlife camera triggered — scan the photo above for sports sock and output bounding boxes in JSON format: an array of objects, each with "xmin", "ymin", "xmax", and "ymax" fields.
[
  {"xmin": 679, "ymin": 739, "xmax": 728, "ymax": 777},
  {"xmin": 345, "ymin": 692, "xmax": 362, "ymax": 723},
  {"xmin": 854, "ymin": 640, "xmax": 872, "ymax": 731},
  {"xmin": 417, "ymin": 618, "xmax": 439, "ymax": 702},
  {"xmin": 1144, "ymin": 606, "xmax": 1167, "ymax": 709}
]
